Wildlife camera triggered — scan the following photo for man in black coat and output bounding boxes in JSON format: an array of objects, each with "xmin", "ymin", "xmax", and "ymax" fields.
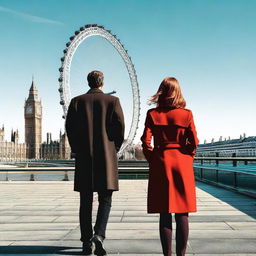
[{"xmin": 65, "ymin": 70, "xmax": 125, "ymax": 255}]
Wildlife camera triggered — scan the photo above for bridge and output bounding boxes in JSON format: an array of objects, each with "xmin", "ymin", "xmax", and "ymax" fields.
[{"xmin": 0, "ymin": 159, "xmax": 255, "ymax": 255}]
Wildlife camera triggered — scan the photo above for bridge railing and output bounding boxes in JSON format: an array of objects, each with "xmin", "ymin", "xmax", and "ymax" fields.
[
  {"xmin": 193, "ymin": 166, "xmax": 256, "ymax": 197},
  {"xmin": 193, "ymin": 156, "xmax": 256, "ymax": 197},
  {"xmin": 0, "ymin": 158, "xmax": 255, "ymax": 197},
  {"xmin": 194, "ymin": 156, "xmax": 256, "ymax": 166},
  {"xmin": 0, "ymin": 165, "xmax": 149, "ymax": 182}
]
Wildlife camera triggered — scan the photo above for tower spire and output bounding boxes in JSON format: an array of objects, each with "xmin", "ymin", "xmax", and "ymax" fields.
[
  {"xmin": 28, "ymin": 76, "xmax": 39, "ymax": 101},
  {"xmin": 30, "ymin": 76, "xmax": 36, "ymax": 91}
]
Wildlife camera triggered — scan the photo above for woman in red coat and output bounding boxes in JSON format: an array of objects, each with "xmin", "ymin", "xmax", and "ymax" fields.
[{"xmin": 141, "ymin": 77, "xmax": 199, "ymax": 256}]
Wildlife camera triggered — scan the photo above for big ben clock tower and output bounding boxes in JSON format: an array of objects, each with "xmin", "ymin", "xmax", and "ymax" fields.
[{"xmin": 24, "ymin": 78, "xmax": 42, "ymax": 159}]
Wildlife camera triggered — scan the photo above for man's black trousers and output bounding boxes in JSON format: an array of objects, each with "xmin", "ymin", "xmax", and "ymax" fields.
[{"xmin": 79, "ymin": 190, "xmax": 113, "ymax": 242}]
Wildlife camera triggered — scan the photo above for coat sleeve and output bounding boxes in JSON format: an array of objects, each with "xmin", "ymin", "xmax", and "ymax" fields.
[
  {"xmin": 140, "ymin": 110, "xmax": 153, "ymax": 162},
  {"xmin": 112, "ymin": 98, "xmax": 125, "ymax": 152},
  {"xmin": 65, "ymin": 98, "xmax": 78, "ymax": 153},
  {"xmin": 185, "ymin": 110, "xmax": 199, "ymax": 156}
]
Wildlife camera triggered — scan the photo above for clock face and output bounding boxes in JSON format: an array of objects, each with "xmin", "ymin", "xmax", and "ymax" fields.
[{"xmin": 26, "ymin": 105, "xmax": 33, "ymax": 114}]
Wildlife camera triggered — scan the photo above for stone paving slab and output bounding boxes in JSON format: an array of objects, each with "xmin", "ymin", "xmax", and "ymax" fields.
[
  {"xmin": 226, "ymin": 222, "xmax": 256, "ymax": 229},
  {"xmin": 0, "ymin": 216, "xmax": 19, "ymax": 223},
  {"xmin": 0, "ymin": 223, "xmax": 79, "ymax": 231},
  {"xmin": 0, "ymin": 180, "xmax": 255, "ymax": 255},
  {"xmin": 15, "ymin": 216, "xmax": 58, "ymax": 223},
  {"xmin": 0, "ymin": 230, "xmax": 68, "ymax": 241},
  {"xmin": 189, "ymin": 239, "xmax": 256, "ymax": 254},
  {"xmin": 0, "ymin": 222, "xmax": 236, "ymax": 231},
  {"xmin": 106, "ymin": 222, "xmax": 233, "ymax": 230},
  {"xmin": 187, "ymin": 215, "xmax": 256, "ymax": 222},
  {"xmin": 63, "ymin": 228, "xmax": 256, "ymax": 240}
]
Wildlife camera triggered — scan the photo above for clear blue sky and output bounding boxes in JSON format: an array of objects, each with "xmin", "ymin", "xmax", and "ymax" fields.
[{"xmin": 0, "ymin": 0, "xmax": 255, "ymax": 144}]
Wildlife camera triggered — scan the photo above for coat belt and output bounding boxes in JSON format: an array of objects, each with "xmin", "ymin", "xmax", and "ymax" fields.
[{"xmin": 154, "ymin": 143, "xmax": 181, "ymax": 149}]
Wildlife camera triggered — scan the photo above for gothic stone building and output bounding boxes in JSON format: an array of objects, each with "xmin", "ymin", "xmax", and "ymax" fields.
[
  {"xmin": 0, "ymin": 127, "xmax": 27, "ymax": 160},
  {"xmin": 0, "ymin": 79, "xmax": 70, "ymax": 160},
  {"xmin": 41, "ymin": 131, "xmax": 70, "ymax": 160}
]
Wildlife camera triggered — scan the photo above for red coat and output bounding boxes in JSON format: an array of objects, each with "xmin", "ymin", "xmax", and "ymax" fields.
[{"xmin": 141, "ymin": 107, "xmax": 199, "ymax": 213}]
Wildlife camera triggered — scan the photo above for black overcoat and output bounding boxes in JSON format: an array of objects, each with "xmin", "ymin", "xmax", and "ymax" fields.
[{"xmin": 65, "ymin": 88, "xmax": 125, "ymax": 192}]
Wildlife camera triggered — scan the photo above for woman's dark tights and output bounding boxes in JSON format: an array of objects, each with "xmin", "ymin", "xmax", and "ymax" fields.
[{"xmin": 159, "ymin": 213, "xmax": 189, "ymax": 256}]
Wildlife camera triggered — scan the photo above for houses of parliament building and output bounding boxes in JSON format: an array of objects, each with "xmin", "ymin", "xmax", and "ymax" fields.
[{"xmin": 0, "ymin": 79, "xmax": 71, "ymax": 160}]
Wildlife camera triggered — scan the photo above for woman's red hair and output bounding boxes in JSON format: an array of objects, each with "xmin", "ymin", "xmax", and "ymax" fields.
[{"xmin": 149, "ymin": 77, "xmax": 186, "ymax": 108}]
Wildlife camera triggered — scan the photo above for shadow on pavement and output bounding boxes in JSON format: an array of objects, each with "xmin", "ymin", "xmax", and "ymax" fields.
[
  {"xmin": 0, "ymin": 246, "xmax": 83, "ymax": 255},
  {"xmin": 196, "ymin": 181, "xmax": 256, "ymax": 219}
]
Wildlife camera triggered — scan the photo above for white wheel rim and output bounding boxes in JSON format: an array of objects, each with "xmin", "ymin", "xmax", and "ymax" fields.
[{"xmin": 58, "ymin": 25, "xmax": 140, "ymax": 157}]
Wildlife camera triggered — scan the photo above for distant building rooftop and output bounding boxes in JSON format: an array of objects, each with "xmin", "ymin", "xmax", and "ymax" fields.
[{"xmin": 197, "ymin": 136, "xmax": 256, "ymax": 156}]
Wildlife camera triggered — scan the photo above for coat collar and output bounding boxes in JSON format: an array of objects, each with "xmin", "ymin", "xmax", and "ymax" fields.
[{"xmin": 86, "ymin": 88, "xmax": 104, "ymax": 94}]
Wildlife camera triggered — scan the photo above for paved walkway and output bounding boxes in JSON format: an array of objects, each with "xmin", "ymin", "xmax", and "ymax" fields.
[{"xmin": 0, "ymin": 180, "xmax": 255, "ymax": 255}]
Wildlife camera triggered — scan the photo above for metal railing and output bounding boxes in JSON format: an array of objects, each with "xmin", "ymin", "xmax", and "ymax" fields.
[
  {"xmin": 194, "ymin": 156, "xmax": 256, "ymax": 166},
  {"xmin": 0, "ymin": 165, "xmax": 149, "ymax": 181},
  {"xmin": 193, "ymin": 156, "xmax": 256, "ymax": 197},
  {"xmin": 193, "ymin": 166, "xmax": 256, "ymax": 197},
  {"xmin": 0, "ymin": 158, "xmax": 255, "ymax": 197}
]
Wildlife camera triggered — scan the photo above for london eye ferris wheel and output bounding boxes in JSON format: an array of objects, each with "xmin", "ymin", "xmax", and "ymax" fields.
[{"xmin": 58, "ymin": 24, "xmax": 140, "ymax": 157}]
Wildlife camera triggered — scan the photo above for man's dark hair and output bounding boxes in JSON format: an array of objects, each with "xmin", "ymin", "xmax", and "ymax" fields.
[{"xmin": 87, "ymin": 70, "xmax": 104, "ymax": 88}]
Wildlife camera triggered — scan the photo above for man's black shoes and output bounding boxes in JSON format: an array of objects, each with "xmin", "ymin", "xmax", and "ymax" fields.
[
  {"xmin": 82, "ymin": 235, "xmax": 106, "ymax": 255},
  {"xmin": 92, "ymin": 235, "xmax": 107, "ymax": 256},
  {"xmin": 82, "ymin": 241, "xmax": 93, "ymax": 255}
]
